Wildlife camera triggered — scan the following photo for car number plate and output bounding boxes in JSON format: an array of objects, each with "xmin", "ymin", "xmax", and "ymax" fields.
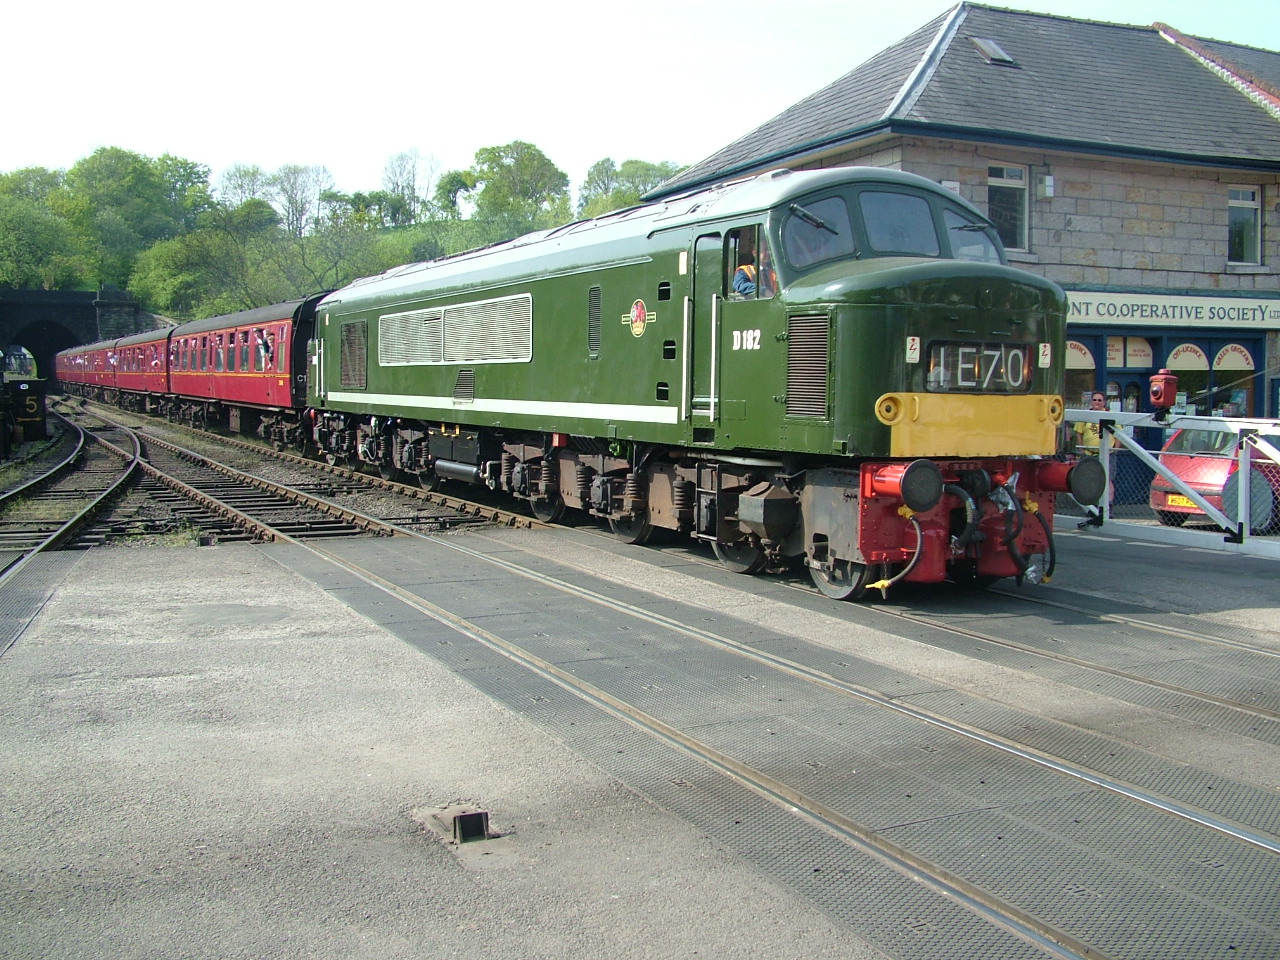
[{"xmin": 1166, "ymin": 494, "xmax": 1196, "ymax": 508}]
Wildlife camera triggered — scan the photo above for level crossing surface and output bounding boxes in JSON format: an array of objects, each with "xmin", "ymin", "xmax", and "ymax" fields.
[{"xmin": 2, "ymin": 523, "xmax": 1277, "ymax": 960}]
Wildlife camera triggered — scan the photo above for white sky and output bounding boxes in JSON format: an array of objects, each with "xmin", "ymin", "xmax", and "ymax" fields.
[{"xmin": 4, "ymin": 0, "xmax": 1278, "ymax": 202}]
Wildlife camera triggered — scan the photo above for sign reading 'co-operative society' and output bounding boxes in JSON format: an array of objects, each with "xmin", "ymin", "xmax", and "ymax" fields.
[{"xmin": 1065, "ymin": 290, "xmax": 1280, "ymax": 327}]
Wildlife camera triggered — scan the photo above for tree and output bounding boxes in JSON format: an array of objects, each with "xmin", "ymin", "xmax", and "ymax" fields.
[
  {"xmin": 469, "ymin": 141, "xmax": 570, "ymax": 239},
  {"xmin": 578, "ymin": 158, "xmax": 684, "ymax": 218},
  {"xmin": 54, "ymin": 147, "xmax": 204, "ymax": 286},
  {"xmin": 129, "ymin": 198, "xmax": 284, "ymax": 317},
  {"xmin": 577, "ymin": 159, "xmax": 620, "ymax": 214},
  {"xmin": 0, "ymin": 166, "xmax": 65, "ymax": 204},
  {"xmin": 0, "ymin": 194, "xmax": 91, "ymax": 290},
  {"xmin": 157, "ymin": 154, "xmax": 215, "ymax": 233},
  {"xmin": 218, "ymin": 164, "xmax": 270, "ymax": 206},
  {"xmin": 382, "ymin": 150, "xmax": 423, "ymax": 226},
  {"xmin": 267, "ymin": 163, "xmax": 334, "ymax": 237},
  {"xmin": 432, "ymin": 169, "xmax": 477, "ymax": 219}
]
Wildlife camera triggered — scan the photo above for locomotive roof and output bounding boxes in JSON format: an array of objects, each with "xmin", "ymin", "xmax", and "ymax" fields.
[{"xmin": 321, "ymin": 167, "xmax": 981, "ymax": 310}]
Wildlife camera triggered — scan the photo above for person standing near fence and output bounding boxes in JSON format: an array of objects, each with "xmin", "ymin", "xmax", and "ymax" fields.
[
  {"xmin": 1073, "ymin": 392, "xmax": 1119, "ymax": 521},
  {"xmin": 1074, "ymin": 393, "xmax": 1119, "ymax": 454}
]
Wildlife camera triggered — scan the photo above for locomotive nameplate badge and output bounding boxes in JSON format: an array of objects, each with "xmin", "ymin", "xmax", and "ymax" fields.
[
  {"xmin": 906, "ymin": 336, "xmax": 921, "ymax": 364},
  {"xmin": 623, "ymin": 299, "xmax": 655, "ymax": 338}
]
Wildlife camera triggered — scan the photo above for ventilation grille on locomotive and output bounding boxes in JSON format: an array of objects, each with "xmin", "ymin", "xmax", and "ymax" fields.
[
  {"xmin": 378, "ymin": 293, "xmax": 532, "ymax": 366},
  {"xmin": 785, "ymin": 315, "xmax": 829, "ymax": 418},
  {"xmin": 587, "ymin": 286, "xmax": 601, "ymax": 358},
  {"xmin": 339, "ymin": 321, "xmax": 368, "ymax": 389}
]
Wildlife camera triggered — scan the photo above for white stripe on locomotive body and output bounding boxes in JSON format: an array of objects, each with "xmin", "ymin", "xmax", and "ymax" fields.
[{"xmin": 323, "ymin": 391, "xmax": 681, "ymax": 425}]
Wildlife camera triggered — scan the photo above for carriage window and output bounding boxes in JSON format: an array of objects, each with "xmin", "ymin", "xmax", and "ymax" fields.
[
  {"xmin": 201, "ymin": 336, "xmax": 209, "ymax": 371},
  {"xmin": 252, "ymin": 328, "xmax": 268, "ymax": 372},
  {"xmin": 215, "ymin": 335, "xmax": 225, "ymax": 372},
  {"xmin": 782, "ymin": 197, "xmax": 855, "ymax": 269},
  {"xmin": 943, "ymin": 209, "xmax": 1003, "ymax": 263},
  {"xmin": 859, "ymin": 192, "xmax": 940, "ymax": 256},
  {"xmin": 239, "ymin": 331, "xmax": 250, "ymax": 371},
  {"xmin": 275, "ymin": 325, "xmax": 287, "ymax": 372},
  {"xmin": 725, "ymin": 225, "xmax": 775, "ymax": 299}
]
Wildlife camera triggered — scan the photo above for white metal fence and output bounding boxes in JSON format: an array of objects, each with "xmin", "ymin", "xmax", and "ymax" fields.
[{"xmin": 1059, "ymin": 410, "xmax": 1280, "ymax": 559}]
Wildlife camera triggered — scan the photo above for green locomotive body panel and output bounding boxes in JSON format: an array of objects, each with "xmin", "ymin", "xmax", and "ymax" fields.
[
  {"xmin": 312, "ymin": 167, "xmax": 1067, "ymax": 462},
  {"xmin": 306, "ymin": 167, "xmax": 1089, "ymax": 597}
]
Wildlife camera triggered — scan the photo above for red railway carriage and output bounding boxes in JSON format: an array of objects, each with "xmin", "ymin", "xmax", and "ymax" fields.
[
  {"xmin": 112, "ymin": 328, "xmax": 172, "ymax": 406},
  {"xmin": 54, "ymin": 343, "xmax": 115, "ymax": 394},
  {"xmin": 56, "ymin": 296, "xmax": 323, "ymax": 447},
  {"xmin": 167, "ymin": 299, "xmax": 317, "ymax": 412}
]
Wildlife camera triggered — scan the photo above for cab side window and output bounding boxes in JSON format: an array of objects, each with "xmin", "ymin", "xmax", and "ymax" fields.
[{"xmin": 725, "ymin": 225, "xmax": 776, "ymax": 300}]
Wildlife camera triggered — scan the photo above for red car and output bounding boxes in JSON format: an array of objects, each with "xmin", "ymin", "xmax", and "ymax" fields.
[{"xmin": 1149, "ymin": 427, "xmax": 1280, "ymax": 532}]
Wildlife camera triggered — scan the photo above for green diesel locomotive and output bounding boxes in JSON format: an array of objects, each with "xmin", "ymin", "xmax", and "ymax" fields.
[{"xmin": 309, "ymin": 167, "xmax": 1102, "ymax": 598}]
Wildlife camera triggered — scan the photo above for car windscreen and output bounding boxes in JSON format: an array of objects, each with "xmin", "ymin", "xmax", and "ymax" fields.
[{"xmin": 1164, "ymin": 429, "xmax": 1237, "ymax": 455}]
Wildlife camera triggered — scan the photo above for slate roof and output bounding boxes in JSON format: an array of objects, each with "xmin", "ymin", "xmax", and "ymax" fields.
[
  {"xmin": 653, "ymin": 3, "xmax": 1280, "ymax": 198},
  {"xmin": 1160, "ymin": 25, "xmax": 1280, "ymax": 110}
]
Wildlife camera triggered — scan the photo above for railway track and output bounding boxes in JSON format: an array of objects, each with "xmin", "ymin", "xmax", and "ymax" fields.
[
  {"xmin": 63, "ymin": 397, "xmax": 540, "ymax": 535},
  {"xmin": 270, "ymin": 526, "xmax": 1280, "ymax": 960},
  {"xmin": 0, "ymin": 415, "xmax": 138, "ymax": 580},
  {"xmin": 18, "ymin": 401, "xmax": 1280, "ymax": 958}
]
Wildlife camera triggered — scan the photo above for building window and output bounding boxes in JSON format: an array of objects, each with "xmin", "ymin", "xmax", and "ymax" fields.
[
  {"xmin": 987, "ymin": 164, "xmax": 1028, "ymax": 250},
  {"xmin": 1228, "ymin": 187, "xmax": 1261, "ymax": 264}
]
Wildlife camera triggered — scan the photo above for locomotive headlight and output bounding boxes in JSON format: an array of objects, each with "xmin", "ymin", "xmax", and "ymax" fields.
[{"xmin": 867, "ymin": 459, "xmax": 944, "ymax": 512}]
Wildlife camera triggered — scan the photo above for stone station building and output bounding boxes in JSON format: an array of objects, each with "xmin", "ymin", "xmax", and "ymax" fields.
[{"xmin": 654, "ymin": 3, "xmax": 1280, "ymax": 420}]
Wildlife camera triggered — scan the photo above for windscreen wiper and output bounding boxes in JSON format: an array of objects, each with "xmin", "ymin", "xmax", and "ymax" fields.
[{"xmin": 789, "ymin": 203, "xmax": 839, "ymax": 235}]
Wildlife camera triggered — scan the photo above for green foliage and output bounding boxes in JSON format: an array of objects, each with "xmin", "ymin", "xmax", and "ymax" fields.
[
  {"xmin": 438, "ymin": 141, "xmax": 571, "ymax": 243},
  {"xmin": 2, "ymin": 142, "xmax": 684, "ymax": 320},
  {"xmin": 0, "ymin": 194, "xmax": 92, "ymax": 289},
  {"xmin": 0, "ymin": 166, "xmax": 65, "ymax": 204},
  {"xmin": 577, "ymin": 158, "xmax": 684, "ymax": 217}
]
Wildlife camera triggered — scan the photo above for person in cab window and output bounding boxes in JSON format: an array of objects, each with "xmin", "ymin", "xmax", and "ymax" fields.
[{"xmin": 733, "ymin": 255, "xmax": 759, "ymax": 296}]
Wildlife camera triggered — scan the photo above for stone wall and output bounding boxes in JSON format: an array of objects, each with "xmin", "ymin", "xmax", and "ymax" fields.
[
  {"xmin": 93, "ymin": 290, "xmax": 145, "ymax": 339},
  {"xmin": 801, "ymin": 136, "xmax": 1280, "ymax": 295}
]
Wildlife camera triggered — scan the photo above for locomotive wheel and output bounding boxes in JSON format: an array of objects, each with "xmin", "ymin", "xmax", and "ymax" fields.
[
  {"xmin": 530, "ymin": 495, "xmax": 566, "ymax": 524},
  {"xmin": 417, "ymin": 468, "xmax": 442, "ymax": 492},
  {"xmin": 332, "ymin": 453, "xmax": 358, "ymax": 469},
  {"xmin": 712, "ymin": 539, "xmax": 767, "ymax": 574},
  {"xmin": 809, "ymin": 558, "xmax": 871, "ymax": 601},
  {"xmin": 379, "ymin": 463, "xmax": 404, "ymax": 482},
  {"xmin": 609, "ymin": 514, "xmax": 653, "ymax": 544}
]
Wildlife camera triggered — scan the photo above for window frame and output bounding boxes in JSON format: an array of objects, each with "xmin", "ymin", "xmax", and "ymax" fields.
[
  {"xmin": 986, "ymin": 163, "xmax": 1029, "ymax": 252},
  {"xmin": 1227, "ymin": 185, "xmax": 1262, "ymax": 265}
]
